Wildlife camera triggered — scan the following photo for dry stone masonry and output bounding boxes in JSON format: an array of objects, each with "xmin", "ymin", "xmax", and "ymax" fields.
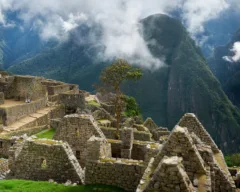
[{"xmin": 0, "ymin": 72, "xmax": 236, "ymax": 192}]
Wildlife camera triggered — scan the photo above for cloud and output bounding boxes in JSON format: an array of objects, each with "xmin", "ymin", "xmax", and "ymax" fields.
[
  {"xmin": 223, "ymin": 42, "xmax": 240, "ymax": 63},
  {"xmin": 0, "ymin": 0, "xmax": 232, "ymax": 69},
  {"xmin": 180, "ymin": 0, "xmax": 229, "ymax": 35}
]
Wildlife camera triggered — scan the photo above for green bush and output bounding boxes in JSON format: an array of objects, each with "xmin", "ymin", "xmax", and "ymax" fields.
[
  {"xmin": 225, "ymin": 153, "xmax": 240, "ymax": 167},
  {"xmin": 124, "ymin": 96, "xmax": 141, "ymax": 117}
]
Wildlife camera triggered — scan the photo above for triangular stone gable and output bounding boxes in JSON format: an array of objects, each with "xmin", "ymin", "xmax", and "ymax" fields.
[
  {"xmin": 143, "ymin": 118, "xmax": 158, "ymax": 132},
  {"xmin": 153, "ymin": 125, "xmax": 206, "ymax": 182},
  {"xmin": 53, "ymin": 114, "xmax": 106, "ymax": 167},
  {"xmin": 8, "ymin": 139, "xmax": 84, "ymax": 183},
  {"xmin": 178, "ymin": 113, "xmax": 219, "ymax": 153},
  {"xmin": 143, "ymin": 156, "xmax": 195, "ymax": 192}
]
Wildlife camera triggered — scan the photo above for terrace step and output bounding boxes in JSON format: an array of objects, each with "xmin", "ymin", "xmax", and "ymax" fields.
[{"xmin": 2, "ymin": 107, "xmax": 55, "ymax": 133}]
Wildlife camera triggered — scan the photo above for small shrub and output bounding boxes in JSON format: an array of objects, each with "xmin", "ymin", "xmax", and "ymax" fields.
[
  {"xmin": 124, "ymin": 96, "xmax": 141, "ymax": 117},
  {"xmin": 225, "ymin": 153, "xmax": 240, "ymax": 167}
]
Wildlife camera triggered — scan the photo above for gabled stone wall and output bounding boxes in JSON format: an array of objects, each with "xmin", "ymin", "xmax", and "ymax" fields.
[
  {"xmin": 137, "ymin": 114, "xmax": 236, "ymax": 192},
  {"xmin": 139, "ymin": 156, "xmax": 195, "ymax": 192},
  {"xmin": 8, "ymin": 139, "xmax": 84, "ymax": 184},
  {"xmin": 178, "ymin": 113, "xmax": 219, "ymax": 153},
  {"xmin": 53, "ymin": 114, "xmax": 106, "ymax": 167},
  {"xmin": 143, "ymin": 118, "xmax": 170, "ymax": 141}
]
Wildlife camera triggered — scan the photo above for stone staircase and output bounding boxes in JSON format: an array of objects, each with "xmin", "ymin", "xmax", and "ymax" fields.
[{"xmin": 1, "ymin": 107, "xmax": 55, "ymax": 133}]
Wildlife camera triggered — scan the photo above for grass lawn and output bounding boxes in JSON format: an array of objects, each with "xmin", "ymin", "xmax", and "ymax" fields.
[
  {"xmin": 35, "ymin": 129, "xmax": 56, "ymax": 139},
  {"xmin": 0, "ymin": 180, "xmax": 125, "ymax": 192}
]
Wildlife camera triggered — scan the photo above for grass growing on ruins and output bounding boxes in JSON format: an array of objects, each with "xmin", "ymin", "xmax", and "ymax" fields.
[
  {"xmin": 87, "ymin": 100, "xmax": 101, "ymax": 107},
  {"xmin": 0, "ymin": 180, "xmax": 125, "ymax": 192},
  {"xmin": 35, "ymin": 128, "xmax": 56, "ymax": 139}
]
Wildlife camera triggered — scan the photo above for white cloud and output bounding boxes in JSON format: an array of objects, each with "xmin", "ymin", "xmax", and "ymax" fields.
[
  {"xmin": 0, "ymin": 0, "xmax": 232, "ymax": 69},
  {"xmin": 223, "ymin": 42, "xmax": 240, "ymax": 63},
  {"xmin": 180, "ymin": 0, "xmax": 229, "ymax": 35}
]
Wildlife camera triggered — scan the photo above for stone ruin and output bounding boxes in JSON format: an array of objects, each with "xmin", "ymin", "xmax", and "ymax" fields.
[{"xmin": 0, "ymin": 71, "xmax": 236, "ymax": 191}]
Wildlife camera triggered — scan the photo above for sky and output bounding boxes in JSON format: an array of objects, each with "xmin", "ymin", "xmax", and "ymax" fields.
[{"xmin": 0, "ymin": 0, "xmax": 238, "ymax": 68}]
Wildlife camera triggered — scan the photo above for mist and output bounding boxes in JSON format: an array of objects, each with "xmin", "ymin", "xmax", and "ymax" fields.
[
  {"xmin": 223, "ymin": 41, "xmax": 240, "ymax": 63},
  {"xmin": 0, "ymin": 0, "xmax": 232, "ymax": 69}
]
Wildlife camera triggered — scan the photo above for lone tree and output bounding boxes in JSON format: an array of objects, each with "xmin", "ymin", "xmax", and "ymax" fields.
[{"xmin": 100, "ymin": 59, "xmax": 142, "ymax": 135}]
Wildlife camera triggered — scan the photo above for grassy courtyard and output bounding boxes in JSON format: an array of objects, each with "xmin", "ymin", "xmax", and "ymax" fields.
[
  {"xmin": 35, "ymin": 128, "xmax": 56, "ymax": 139},
  {"xmin": 0, "ymin": 180, "xmax": 125, "ymax": 192}
]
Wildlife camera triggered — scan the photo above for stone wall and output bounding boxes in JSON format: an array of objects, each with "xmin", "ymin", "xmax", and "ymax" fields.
[
  {"xmin": 0, "ymin": 98, "xmax": 47, "ymax": 126},
  {"xmin": 178, "ymin": 113, "xmax": 219, "ymax": 153},
  {"xmin": 0, "ymin": 138, "xmax": 16, "ymax": 158},
  {"xmin": 0, "ymin": 92, "xmax": 4, "ymax": 105},
  {"xmin": 4, "ymin": 76, "xmax": 47, "ymax": 101},
  {"xmin": 140, "ymin": 156, "xmax": 195, "ymax": 192},
  {"xmin": 131, "ymin": 143, "xmax": 146, "ymax": 161},
  {"xmin": 100, "ymin": 127, "xmax": 151, "ymax": 141},
  {"xmin": 53, "ymin": 114, "xmax": 106, "ymax": 167},
  {"xmin": 6, "ymin": 125, "xmax": 48, "ymax": 137},
  {"xmin": 86, "ymin": 159, "xmax": 145, "ymax": 192},
  {"xmin": 197, "ymin": 142, "xmax": 235, "ymax": 191},
  {"xmin": 86, "ymin": 136, "xmax": 111, "ymax": 161},
  {"xmin": 47, "ymin": 84, "xmax": 78, "ymax": 96},
  {"xmin": 49, "ymin": 105, "xmax": 66, "ymax": 120},
  {"xmin": 153, "ymin": 126, "xmax": 206, "ymax": 182},
  {"xmin": 0, "ymin": 158, "xmax": 8, "ymax": 175},
  {"xmin": 100, "ymin": 127, "xmax": 116, "ymax": 139},
  {"xmin": 144, "ymin": 144, "xmax": 160, "ymax": 163},
  {"xmin": 48, "ymin": 89, "xmax": 79, "ymax": 103},
  {"xmin": 107, "ymin": 139, "xmax": 160, "ymax": 162},
  {"xmin": 108, "ymin": 140, "xmax": 121, "ymax": 158},
  {"xmin": 85, "ymin": 136, "xmax": 145, "ymax": 192},
  {"xmin": 121, "ymin": 128, "xmax": 133, "ymax": 159},
  {"xmin": 8, "ymin": 139, "xmax": 84, "ymax": 183},
  {"xmin": 0, "ymin": 76, "xmax": 15, "ymax": 93},
  {"xmin": 59, "ymin": 93, "xmax": 85, "ymax": 113},
  {"xmin": 143, "ymin": 123, "xmax": 236, "ymax": 192},
  {"xmin": 133, "ymin": 131, "xmax": 151, "ymax": 141},
  {"xmin": 143, "ymin": 118, "xmax": 170, "ymax": 141}
]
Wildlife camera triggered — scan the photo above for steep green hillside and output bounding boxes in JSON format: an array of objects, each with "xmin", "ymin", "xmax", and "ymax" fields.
[{"xmin": 8, "ymin": 14, "xmax": 240, "ymax": 153}]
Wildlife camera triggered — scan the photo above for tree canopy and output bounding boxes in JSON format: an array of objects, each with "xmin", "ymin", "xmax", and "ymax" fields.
[{"xmin": 99, "ymin": 59, "xmax": 142, "ymax": 135}]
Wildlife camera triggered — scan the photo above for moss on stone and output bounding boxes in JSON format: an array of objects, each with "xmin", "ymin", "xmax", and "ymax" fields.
[
  {"xmin": 100, "ymin": 158, "xmax": 117, "ymax": 163},
  {"xmin": 87, "ymin": 100, "xmax": 101, "ymax": 107},
  {"xmin": 107, "ymin": 139, "xmax": 121, "ymax": 144},
  {"xmin": 33, "ymin": 139, "xmax": 61, "ymax": 145}
]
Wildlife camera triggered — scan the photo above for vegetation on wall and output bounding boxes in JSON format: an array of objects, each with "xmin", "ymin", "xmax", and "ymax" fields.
[{"xmin": 225, "ymin": 154, "xmax": 240, "ymax": 167}]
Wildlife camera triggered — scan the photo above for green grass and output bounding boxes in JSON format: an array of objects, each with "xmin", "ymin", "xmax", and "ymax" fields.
[
  {"xmin": 0, "ymin": 180, "xmax": 125, "ymax": 192},
  {"xmin": 35, "ymin": 129, "xmax": 56, "ymax": 139},
  {"xmin": 87, "ymin": 100, "xmax": 101, "ymax": 107}
]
